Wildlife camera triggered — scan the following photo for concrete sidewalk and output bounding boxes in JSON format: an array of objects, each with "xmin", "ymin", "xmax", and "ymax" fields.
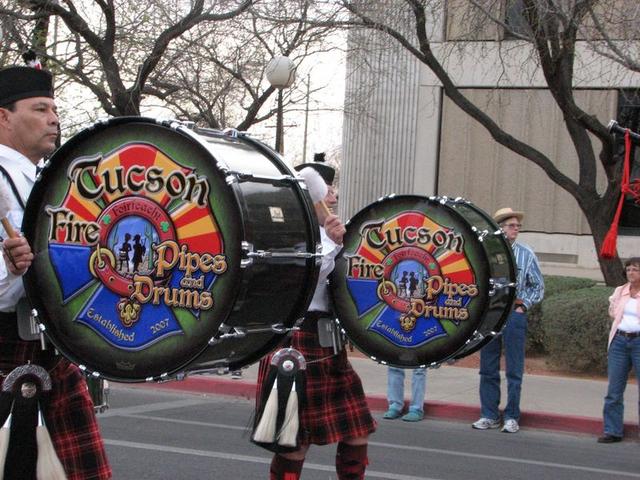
[{"xmin": 125, "ymin": 354, "xmax": 639, "ymax": 439}]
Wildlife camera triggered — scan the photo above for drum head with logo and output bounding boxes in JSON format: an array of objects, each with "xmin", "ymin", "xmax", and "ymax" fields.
[
  {"xmin": 330, "ymin": 195, "xmax": 495, "ymax": 367},
  {"xmin": 23, "ymin": 117, "xmax": 242, "ymax": 381}
]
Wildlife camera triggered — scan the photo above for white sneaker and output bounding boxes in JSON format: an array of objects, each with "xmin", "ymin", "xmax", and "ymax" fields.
[
  {"xmin": 472, "ymin": 417, "xmax": 501, "ymax": 430},
  {"xmin": 501, "ymin": 419, "xmax": 519, "ymax": 433}
]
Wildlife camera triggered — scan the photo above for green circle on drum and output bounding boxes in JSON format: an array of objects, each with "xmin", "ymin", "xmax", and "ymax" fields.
[{"xmin": 330, "ymin": 195, "xmax": 516, "ymax": 367}]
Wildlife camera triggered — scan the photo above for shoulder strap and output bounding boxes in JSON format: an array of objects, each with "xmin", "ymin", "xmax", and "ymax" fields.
[{"xmin": 0, "ymin": 163, "xmax": 26, "ymax": 210}]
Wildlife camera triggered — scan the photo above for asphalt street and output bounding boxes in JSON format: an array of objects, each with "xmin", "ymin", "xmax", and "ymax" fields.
[{"xmin": 98, "ymin": 386, "xmax": 640, "ymax": 480}]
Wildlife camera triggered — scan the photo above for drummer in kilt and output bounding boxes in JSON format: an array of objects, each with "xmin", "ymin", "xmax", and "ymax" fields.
[
  {"xmin": 254, "ymin": 161, "xmax": 376, "ymax": 480},
  {"xmin": 0, "ymin": 66, "xmax": 111, "ymax": 479}
]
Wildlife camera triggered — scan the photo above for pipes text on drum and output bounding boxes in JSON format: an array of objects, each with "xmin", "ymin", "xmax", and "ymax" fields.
[
  {"xmin": 129, "ymin": 240, "xmax": 228, "ymax": 311},
  {"xmin": 153, "ymin": 240, "xmax": 228, "ymax": 277}
]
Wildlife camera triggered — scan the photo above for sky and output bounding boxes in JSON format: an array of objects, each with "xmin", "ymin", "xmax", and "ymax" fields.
[{"xmin": 53, "ymin": 46, "xmax": 346, "ymax": 172}]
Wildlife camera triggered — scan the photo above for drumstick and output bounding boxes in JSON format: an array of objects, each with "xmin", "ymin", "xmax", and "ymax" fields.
[
  {"xmin": 0, "ymin": 184, "xmax": 19, "ymax": 269},
  {"xmin": 298, "ymin": 167, "xmax": 332, "ymax": 217}
]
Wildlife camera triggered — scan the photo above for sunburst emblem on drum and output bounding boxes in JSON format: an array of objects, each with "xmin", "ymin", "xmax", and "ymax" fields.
[
  {"xmin": 344, "ymin": 211, "xmax": 479, "ymax": 348},
  {"xmin": 45, "ymin": 143, "xmax": 227, "ymax": 350}
]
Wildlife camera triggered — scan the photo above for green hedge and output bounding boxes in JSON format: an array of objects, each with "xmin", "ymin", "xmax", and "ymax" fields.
[
  {"xmin": 526, "ymin": 275, "xmax": 598, "ymax": 355},
  {"xmin": 541, "ymin": 286, "xmax": 611, "ymax": 375}
]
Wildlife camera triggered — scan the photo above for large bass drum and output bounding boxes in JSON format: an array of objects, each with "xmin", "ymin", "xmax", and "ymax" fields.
[
  {"xmin": 330, "ymin": 195, "xmax": 516, "ymax": 368},
  {"xmin": 23, "ymin": 117, "xmax": 320, "ymax": 382}
]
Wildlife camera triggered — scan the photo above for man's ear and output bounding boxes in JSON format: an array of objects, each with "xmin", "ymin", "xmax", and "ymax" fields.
[{"xmin": 0, "ymin": 107, "xmax": 11, "ymax": 129}]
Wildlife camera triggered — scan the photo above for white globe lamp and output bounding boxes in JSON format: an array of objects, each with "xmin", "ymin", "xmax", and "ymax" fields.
[
  {"xmin": 266, "ymin": 56, "xmax": 296, "ymax": 153},
  {"xmin": 266, "ymin": 56, "xmax": 296, "ymax": 89}
]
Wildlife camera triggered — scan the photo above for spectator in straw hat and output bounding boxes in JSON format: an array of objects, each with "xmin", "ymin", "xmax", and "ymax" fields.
[{"xmin": 472, "ymin": 207, "xmax": 544, "ymax": 434}]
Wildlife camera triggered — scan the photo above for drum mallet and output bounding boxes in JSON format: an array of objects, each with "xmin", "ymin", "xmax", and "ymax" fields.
[{"xmin": 297, "ymin": 167, "xmax": 332, "ymax": 217}]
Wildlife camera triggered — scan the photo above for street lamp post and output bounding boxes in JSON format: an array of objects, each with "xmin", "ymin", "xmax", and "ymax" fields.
[{"xmin": 266, "ymin": 56, "xmax": 296, "ymax": 154}]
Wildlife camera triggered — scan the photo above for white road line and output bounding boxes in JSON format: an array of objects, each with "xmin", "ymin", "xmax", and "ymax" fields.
[
  {"xmin": 104, "ymin": 407, "xmax": 640, "ymax": 478},
  {"xmin": 104, "ymin": 439, "xmax": 439, "ymax": 480},
  {"xmin": 370, "ymin": 440, "xmax": 640, "ymax": 478}
]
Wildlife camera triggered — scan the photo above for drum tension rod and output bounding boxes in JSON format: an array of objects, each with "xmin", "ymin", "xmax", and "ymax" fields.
[
  {"xmin": 208, "ymin": 323, "xmax": 294, "ymax": 346},
  {"xmin": 242, "ymin": 241, "xmax": 323, "ymax": 262},
  {"xmin": 232, "ymin": 172, "xmax": 296, "ymax": 185}
]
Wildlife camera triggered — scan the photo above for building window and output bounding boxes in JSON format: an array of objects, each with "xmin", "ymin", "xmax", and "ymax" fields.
[
  {"xmin": 503, "ymin": 0, "xmax": 532, "ymax": 39},
  {"xmin": 616, "ymin": 89, "xmax": 640, "ymax": 233}
]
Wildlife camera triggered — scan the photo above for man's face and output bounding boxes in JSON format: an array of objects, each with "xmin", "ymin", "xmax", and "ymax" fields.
[
  {"xmin": 325, "ymin": 185, "xmax": 338, "ymax": 210},
  {"xmin": 314, "ymin": 184, "xmax": 337, "ymax": 226},
  {"xmin": 500, "ymin": 216, "xmax": 521, "ymax": 243},
  {"xmin": 0, "ymin": 97, "xmax": 58, "ymax": 163}
]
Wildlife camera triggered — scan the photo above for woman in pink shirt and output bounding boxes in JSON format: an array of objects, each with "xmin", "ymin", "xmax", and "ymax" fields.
[{"xmin": 599, "ymin": 257, "xmax": 640, "ymax": 443}]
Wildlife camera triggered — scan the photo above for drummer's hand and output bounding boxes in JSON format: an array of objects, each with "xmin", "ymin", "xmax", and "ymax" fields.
[
  {"xmin": 3, "ymin": 236, "xmax": 33, "ymax": 275},
  {"xmin": 324, "ymin": 214, "xmax": 346, "ymax": 245}
]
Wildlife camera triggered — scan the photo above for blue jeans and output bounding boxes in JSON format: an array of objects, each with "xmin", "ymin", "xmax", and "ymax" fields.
[
  {"xmin": 387, "ymin": 366, "xmax": 426, "ymax": 413},
  {"xmin": 479, "ymin": 311, "xmax": 527, "ymax": 421},
  {"xmin": 602, "ymin": 334, "xmax": 640, "ymax": 437}
]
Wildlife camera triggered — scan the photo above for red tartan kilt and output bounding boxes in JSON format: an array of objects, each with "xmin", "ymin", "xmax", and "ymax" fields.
[
  {"xmin": 257, "ymin": 330, "xmax": 376, "ymax": 446},
  {"xmin": 0, "ymin": 334, "xmax": 112, "ymax": 480}
]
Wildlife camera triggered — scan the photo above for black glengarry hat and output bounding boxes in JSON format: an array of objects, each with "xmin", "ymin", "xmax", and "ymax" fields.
[
  {"xmin": 0, "ymin": 66, "xmax": 54, "ymax": 107},
  {"xmin": 294, "ymin": 154, "xmax": 335, "ymax": 185}
]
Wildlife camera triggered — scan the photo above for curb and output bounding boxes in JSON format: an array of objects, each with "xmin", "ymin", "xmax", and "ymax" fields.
[{"xmin": 119, "ymin": 376, "xmax": 639, "ymax": 440}]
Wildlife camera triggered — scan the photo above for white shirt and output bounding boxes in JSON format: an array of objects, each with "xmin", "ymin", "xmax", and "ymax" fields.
[
  {"xmin": 618, "ymin": 298, "xmax": 640, "ymax": 333},
  {"xmin": 0, "ymin": 144, "xmax": 38, "ymax": 312},
  {"xmin": 308, "ymin": 226, "xmax": 341, "ymax": 313}
]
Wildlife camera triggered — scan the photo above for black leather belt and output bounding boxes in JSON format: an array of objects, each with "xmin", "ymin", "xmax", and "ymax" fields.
[
  {"xmin": 616, "ymin": 330, "xmax": 640, "ymax": 339},
  {"xmin": 300, "ymin": 311, "xmax": 332, "ymax": 332}
]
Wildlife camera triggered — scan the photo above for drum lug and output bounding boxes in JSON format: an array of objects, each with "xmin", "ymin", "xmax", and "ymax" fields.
[
  {"xmin": 471, "ymin": 331, "xmax": 486, "ymax": 342},
  {"xmin": 472, "ymin": 227, "xmax": 489, "ymax": 243},
  {"xmin": 241, "ymin": 241, "xmax": 254, "ymax": 268},
  {"xmin": 488, "ymin": 278, "xmax": 517, "ymax": 297},
  {"xmin": 213, "ymin": 324, "xmax": 248, "ymax": 341},
  {"xmin": 32, "ymin": 309, "xmax": 50, "ymax": 351},
  {"xmin": 270, "ymin": 323, "xmax": 287, "ymax": 334}
]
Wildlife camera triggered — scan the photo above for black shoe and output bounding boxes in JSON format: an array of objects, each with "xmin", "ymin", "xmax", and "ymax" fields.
[{"xmin": 597, "ymin": 435, "xmax": 622, "ymax": 443}]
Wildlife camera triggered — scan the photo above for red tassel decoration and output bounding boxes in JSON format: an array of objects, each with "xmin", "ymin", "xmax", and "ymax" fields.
[{"xmin": 600, "ymin": 129, "xmax": 632, "ymax": 259}]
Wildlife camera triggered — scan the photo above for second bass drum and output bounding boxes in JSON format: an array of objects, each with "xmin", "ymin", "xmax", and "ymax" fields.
[{"xmin": 330, "ymin": 195, "xmax": 516, "ymax": 368}]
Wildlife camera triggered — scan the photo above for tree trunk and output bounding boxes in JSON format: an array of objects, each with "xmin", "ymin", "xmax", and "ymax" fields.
[{"xmin": 114, "ymin": 90, "xmax": 141, "ymax": 117}]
